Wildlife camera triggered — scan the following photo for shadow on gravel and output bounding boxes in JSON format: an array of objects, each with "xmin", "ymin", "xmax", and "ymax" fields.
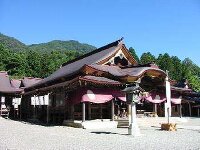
[
  {"xmin": 178, "ymin": 127, "xmax": 200, "ymax": 132},
  {"xmin": 7, "ymin": 118, "xmax": 63, "ymax": 127},
  {"xmin": 150, "ymin": 126, "xmax": 174, "ymax": 132},
  {"xmin": 152, "ymin": 127, "xmax": 200, "ymax": 132},
  {"xmin": 91, "ymin": 131, "xmax": 117, "ymax": 134},
  {"xmin": 151, "ymin": 126, "xmax": 162, "ymax": 131},
  {"xmin": 90, "ymin": 131, "xmax": 128, "ymax": 136}
]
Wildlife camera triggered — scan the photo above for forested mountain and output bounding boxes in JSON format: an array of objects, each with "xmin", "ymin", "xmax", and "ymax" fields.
[
  {"xmin": 29, "ymin": 40, "xmax": 96, "ymax": 53},
  {"xmin": 0, "ymin": 33, "xmax": 28, "ymax": 51},
  {"xmin": 0, "ymin": 33, "xmax": 95, "ymax": 78},
  {"xmin": 0, "ymin": 33, "xmax": 96, "ymax": 53}
]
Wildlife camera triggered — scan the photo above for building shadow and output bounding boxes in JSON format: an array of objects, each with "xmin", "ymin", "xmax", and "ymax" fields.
[{"xmin": 90, "ymin": 131, "xmax": 128, "ymax": 136}]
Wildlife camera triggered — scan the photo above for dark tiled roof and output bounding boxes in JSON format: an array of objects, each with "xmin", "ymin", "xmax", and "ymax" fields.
[
  {"xmin": 21, "ymin": 77, "xmax": 42, "ymax": 88},
  {"xmin": 24, "ymin": 76, "xmax": 122, "ymax": 95},
  {"xmin": 87, "ymin": 64, "xmax": 166, "ymax": 77},
  {"xmin": 0, "ymin": 72, "xmax": 22, "ymax": 94},
  {"xmin": 26, "ymin": 39, "xmax": 123, "ymax": 90},
  {"xmin": 11, "ymin": 79, "xmax": 21, "ymax": 88},
  {"xmin": 62, "ymin": 38, "xmax": 123, "ymax": 67}
]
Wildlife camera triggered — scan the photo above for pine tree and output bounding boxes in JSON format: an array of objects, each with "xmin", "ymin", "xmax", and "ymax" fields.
[{"xmin": 129, "ymin": 47, "xmax": 140, "ymax": 63}]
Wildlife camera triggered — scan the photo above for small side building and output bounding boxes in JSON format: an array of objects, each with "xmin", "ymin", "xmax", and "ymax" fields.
[{"xmin": 0, "ymin": 72, "xmax": 22, "ymax": 118}]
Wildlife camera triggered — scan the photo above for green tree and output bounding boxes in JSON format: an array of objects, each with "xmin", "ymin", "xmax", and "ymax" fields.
[
  {"xmin": 186, "ymin": 71, "xmax": 200, "ymax": 92},
  {"xmin": 182, "ymin": 58, "xmax": 200, "ymax": 77},
  {"xmin": 129, "ymin": 47, "xmax": 140, "ymax": 63},
  {"xmin": 181, "ymin": 58, "xmax": 200, "ymax": 92},
  {"xmin": 140, "ymin": 52, "xmax": 156, "ymax": 64},
  {"xmin": 157, "ymin": 53, "xmax": 174, "ymax": 78},
  {"xmin": 0, "ymin": 45, "xmax": 5, "ymax": 70},
  {"xmin": 26, "ymin": 50, "xmax": 42, "ymax": 77},
  {"xmin": 170, "ymin": 56, "xmax": 183, "ymax": 81},
  {"xmin": 0, "ymin": 44, "xmax": 11, "ymax": 71},
  {"xmin": 6, "ymin": 52, "xmax": 27, "ymax": 77},
  {"xmin": 39, "ymin": 50, "xmax": 81, "ymax": 78}
]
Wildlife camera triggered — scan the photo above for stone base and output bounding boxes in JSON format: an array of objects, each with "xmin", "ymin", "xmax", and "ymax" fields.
[
  {"xmin": 63, "ymin": 120, "xmax": 83, "ymax": 128},
  {"xmin": 63, "ymin": 119, "xmax": 118, "ymax": 129},
  {"xmin": 161, "ymin": 123, "xmax": 177, "ymax": 131},
  {"xmin": 128, "ymin": 123, "xmax": 141, "ymax": 136}
]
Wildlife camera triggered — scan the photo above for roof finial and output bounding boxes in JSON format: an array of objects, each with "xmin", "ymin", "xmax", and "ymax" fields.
[
  {"xmin": 119, "ymin": 37, "xmax": 124, "ymax": 42},
  {"xmin": 118, "ymin": 37, "xmax": 124, "ymax": 44}
]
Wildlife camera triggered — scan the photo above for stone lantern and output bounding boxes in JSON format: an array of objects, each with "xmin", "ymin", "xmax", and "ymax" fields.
[{"xmin": 122, "ymin": 82, "xmax": 144, "ymax": 136}]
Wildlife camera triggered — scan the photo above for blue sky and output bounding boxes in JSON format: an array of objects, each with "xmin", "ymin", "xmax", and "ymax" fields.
[{"xmin": 1, "ymin": 0, "xmax": 200, "ymax": 66}]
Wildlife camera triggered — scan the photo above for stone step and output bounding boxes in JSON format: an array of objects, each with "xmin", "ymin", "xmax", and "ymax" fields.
[{"xmin": 115, "ymin": 119, "xmax": 129, "ymax": 128}]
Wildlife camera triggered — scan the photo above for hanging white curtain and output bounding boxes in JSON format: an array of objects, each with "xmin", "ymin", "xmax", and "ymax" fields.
[
  {"xmin": 12, "ymin": 98, "xmax": 18, "ymax": 108},
  {"xmin": 13, "ymin": 98, "xmax": 22, "ymax": 105},
  {"xmin": 39, "ymin": 96, "xmax": 44, "ymax": 105},
  {"xmin": 1, "ymin": 97, "xmax": 6, "ymax": 109},
  {"xmin": 18, "ymin": 98, "xmax": 22, "ymax": 105},
  {"xmin": 31, "ymin": 96, "xmax": 36, "ymax": 105},
  {"xmin": 44, "ymin": 94, "xmax": 49, "ymax": 105},
  {"xmin": 12, "ymin": 98, "xmax": 16, "ymax": 105},
  {"xmin": 35, "ymin": 96, "xmax": 39, "ymax": 105},
  {"xmin": 1, "ymin": 97, "xmax": 5, "ymax": 103}
]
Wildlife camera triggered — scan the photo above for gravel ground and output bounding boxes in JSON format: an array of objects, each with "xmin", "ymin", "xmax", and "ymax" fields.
[{"xmin": 0, "ymin": 117, "xmax": 200, "ymax": 150}]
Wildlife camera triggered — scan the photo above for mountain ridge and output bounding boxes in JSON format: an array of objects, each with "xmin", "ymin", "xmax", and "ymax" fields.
[
  {"xmin": 0, "ymin": 33, "xmax": 96, "ymax": 53},
  {"xmin": 0, "ymin": 33, "xmax": 28, "ymax": 51}
]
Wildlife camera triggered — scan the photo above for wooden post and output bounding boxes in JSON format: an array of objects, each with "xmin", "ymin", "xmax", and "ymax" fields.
[
  {"xmin": 1, "ymin": 96, "xmax": 4, "ymax": 116},
  {"xmin": 100, "ymin": 103, "xmax": 102, "ymax": 119},
  {"xmin": 71, "ymin": 104, "xmax": 74, "ymax": 120},
  {"xmin": 0, "ymin": 105, "xmax": 2, "ymax": 116},
  {"xmin": 63, "ymin": 105, "xmax": 66, "ymax": 121},
  {"xmin": 198, "ymin": 108, "xmax": 200, "ymax": 117},
  {"xmin": 33, "ymin": 105, "xmax": 36, "ymax": 119},
  {"xmin": 117, "ymin": 105, "xmax": 120, "ymax": 117},
  {"xmin": 179, "ymin": 104, "xmax": 182, "ymax": 118},
  {"xmin": 88, "ymin": 102, "xmax": 91, "ymax": 120},
  {"xmin": 189, "ymin": 102, "xmax": 192, "ymax": 117},
  {"xmin": 46, "ymin": 105, "xmax": 49, "ymax": 124},
  {"xmin": 19, "ymin": 96, "xmax": 22, "ymax": 120},
  {"xmin": 154, "ymin": 103, "xmax": 157, "ymax": 114},
  {"xmin": 111, "ymin": 99, "xmax": 115, "ymax": 121},
  {"xmin": 20, "ymin": 104, "xmax": 22, "ymax": 120},
  {"xmin": 82, "ymin": 102, "xmax": 85, "ymax": 122},
  {"xmin": 128, "ymin": 104, "xmax": 131, "ymax": 125}
]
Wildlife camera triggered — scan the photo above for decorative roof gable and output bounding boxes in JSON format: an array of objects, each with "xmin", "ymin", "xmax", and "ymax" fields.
[{"xmin": 97, "ymin": 44, "xmax": 138, "ymax": 66}]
